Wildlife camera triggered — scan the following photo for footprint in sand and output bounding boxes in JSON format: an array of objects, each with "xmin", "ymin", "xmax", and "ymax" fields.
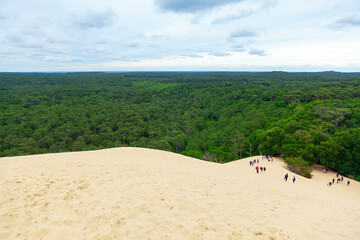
[
  {"xmin": 63, "ymin": 194, "xmax": 73, "ymax": 200},
  {"xmin": 228, "ymin": 231, "xmax": 243, "ymax": 240},
  {"xmin": 254, "ymin": 231, "xmax": 264, "ymax": 236},
  {"xmin": 33, "ymin": 192, "xmax": 44, "ymax": 197},
  {"xmin": 77, "ymin": 184, "xmax": 89, "ymax": 190}
]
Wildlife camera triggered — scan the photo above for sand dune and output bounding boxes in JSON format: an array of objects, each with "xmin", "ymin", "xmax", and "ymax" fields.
[{"xmin": 1, "ymin": 147, "xmax": 359, "ymax": 240}]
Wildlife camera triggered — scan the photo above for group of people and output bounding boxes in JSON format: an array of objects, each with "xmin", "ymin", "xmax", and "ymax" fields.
[
  {"xmin": 284, "ymin": 173, "xmax": 296, "ymax": 183},
  {"xmin": 255, "ymin": 165, "xmax": 266, "ymax": 173},
  {"xmin": 326, "ymin": 171, "xmax": 350, "ymax": 187},
  {"xmin": 251, "ymin": 156, "xmax": 296, "ymax": 183},
  {"xmin": 263, "ymin": 155, "xmax": 273, "ymax": 162},
  {"xmin": 249, "ymin": 159, "xmax": 259, "ymax": 166},
  {"xmin": 250, "ymin": 157, "xmax": 353, "ymax": 188},
  {"xmin": 250, "ymin": 158, "xmax": 268, "ymax": 174}
]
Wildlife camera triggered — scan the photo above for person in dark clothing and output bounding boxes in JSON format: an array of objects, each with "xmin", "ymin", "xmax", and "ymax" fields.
[
  {"xmin": 284, "ymin": 173, "xmax": 288, "ymax": 181},
  {"xmin": 332, "ymin": 178, "xmax": 335, "ymax": 184},
  {"xmin": 264, "ymin": 167, "xmax": 266, "ymax": 172},
  {"xmin": 347, "ymin": 180, "xmax": 350, "ymax": 186},
  {"xmin": 292, "ymin": 176, "xmax": 296, "ymax": 183}
]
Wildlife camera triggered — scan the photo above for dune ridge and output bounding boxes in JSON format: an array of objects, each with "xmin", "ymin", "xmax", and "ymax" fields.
[{"xmin": 1, "ymin": 147, "xmax": 359, "ymax": 239}]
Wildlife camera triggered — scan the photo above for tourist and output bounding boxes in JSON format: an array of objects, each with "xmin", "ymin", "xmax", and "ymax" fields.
[{"xmin": 284, "ymin": 173, "xmax": 288, "ymax": 181}]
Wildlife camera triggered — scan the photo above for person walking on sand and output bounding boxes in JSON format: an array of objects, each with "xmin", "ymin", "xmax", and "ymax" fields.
[
  {"xmin": 284, "ymin": 173, "xmax": 288, "ymax": 181},
  {"xmin": 292, "ymin": 176, "xmax": 296, "ymax": 183},
  {"xmin": 347, "ymin": 180, "xmax": 350, "ymax": 186},
  {"xmin": 256, "ymin": 166, "xmax": 259, "ymax": 174}
]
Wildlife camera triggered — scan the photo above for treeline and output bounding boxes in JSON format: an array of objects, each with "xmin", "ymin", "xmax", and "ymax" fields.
[{"xmin": 0, "ymin": 72, "xmax": 360, "ymax": 180}]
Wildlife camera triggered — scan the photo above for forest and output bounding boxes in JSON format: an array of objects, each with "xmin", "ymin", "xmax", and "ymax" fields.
[{"xmin": 1, "ymin": 72, "xmax": 360, "ymax": 180}]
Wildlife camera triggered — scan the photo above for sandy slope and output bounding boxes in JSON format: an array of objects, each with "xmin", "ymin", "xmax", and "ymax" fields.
[{"xmin": 0, "ymin": 147, "xmax": 359, "ymax": 240}]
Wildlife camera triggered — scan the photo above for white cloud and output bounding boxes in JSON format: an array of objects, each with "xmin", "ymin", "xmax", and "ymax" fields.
[
  {"xmin": 72, "ymin": 9, "xmax": 117, "ymax": 30},
  {"xmin": 212, "ymin": 10, "xmax": 253, "ymax": 25},
  {"xmin": 248, "ymin": 49, "xmax": 268, "ymax": 56},
  {"xmin": 154, "ymin": 0, "xmax": 244, "ymax": 13},
  {"xmin": 331, "ymin": 15, "xmax": 360, "ymax": 30},
  {"xmin": 230, "ymin": 28, "xmax": 259, "ymax": 38}
]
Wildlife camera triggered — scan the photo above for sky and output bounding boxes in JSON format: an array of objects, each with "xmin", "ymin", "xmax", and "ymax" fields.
[{"xmin": 0, "ymin": 0, "xmax": 360, "ymax": 72}]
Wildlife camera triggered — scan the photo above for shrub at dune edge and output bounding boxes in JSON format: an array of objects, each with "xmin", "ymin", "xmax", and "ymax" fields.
[{"xmin": 285, "ymin": 157, "xmax": 313, "ymax": 179}]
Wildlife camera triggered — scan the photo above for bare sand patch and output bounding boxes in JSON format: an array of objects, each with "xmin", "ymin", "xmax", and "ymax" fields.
[{"xmin": 1, "ymin": 147, "xmax": 359, "ymax": 239}]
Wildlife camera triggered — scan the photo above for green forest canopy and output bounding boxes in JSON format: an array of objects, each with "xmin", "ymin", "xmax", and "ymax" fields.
[{"xmin": 1, "ymin": 72, "xmax": 360, "ymax": 180}]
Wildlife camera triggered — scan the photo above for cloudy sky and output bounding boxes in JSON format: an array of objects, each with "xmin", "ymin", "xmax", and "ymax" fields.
[{"xmin": 0, "ymin": 0, "xmax": 359, "ymax": 72}]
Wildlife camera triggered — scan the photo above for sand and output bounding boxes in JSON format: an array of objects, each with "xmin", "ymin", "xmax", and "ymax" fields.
[{"xmin": 1, "ymin": 147, "xmax": 359, "ymax": 240}]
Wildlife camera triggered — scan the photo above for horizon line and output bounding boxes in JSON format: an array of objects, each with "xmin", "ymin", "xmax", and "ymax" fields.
[{"xmin": 1, "ymin": 70, "xmax": 360, "ymax": 74}]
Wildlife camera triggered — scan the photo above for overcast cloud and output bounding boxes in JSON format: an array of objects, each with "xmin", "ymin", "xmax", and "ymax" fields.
[
  {"xmin": 0, "ymin": 0, "xmax": 359, "ymax": 72},
  {"xmin": 331, "ymin": 15, "xmax": 360, "ymax": 30},
  {"xmin": 154, "ymin": 0, "xmax": 243, "ymax": 13},
  {"xmin": 230, "ymin": 28, "xmax": 259, "ymax": 38},
  {"xmin": 248, "ymin": 49, "xmax": 268, "ymax": 56},
  {"xmin": 73, "ymin": 10, "xmax": 117, "ymax": 30},
  {"xmin": 212, "ymin": 10, "xmax": 253, "ymax": 25}
]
